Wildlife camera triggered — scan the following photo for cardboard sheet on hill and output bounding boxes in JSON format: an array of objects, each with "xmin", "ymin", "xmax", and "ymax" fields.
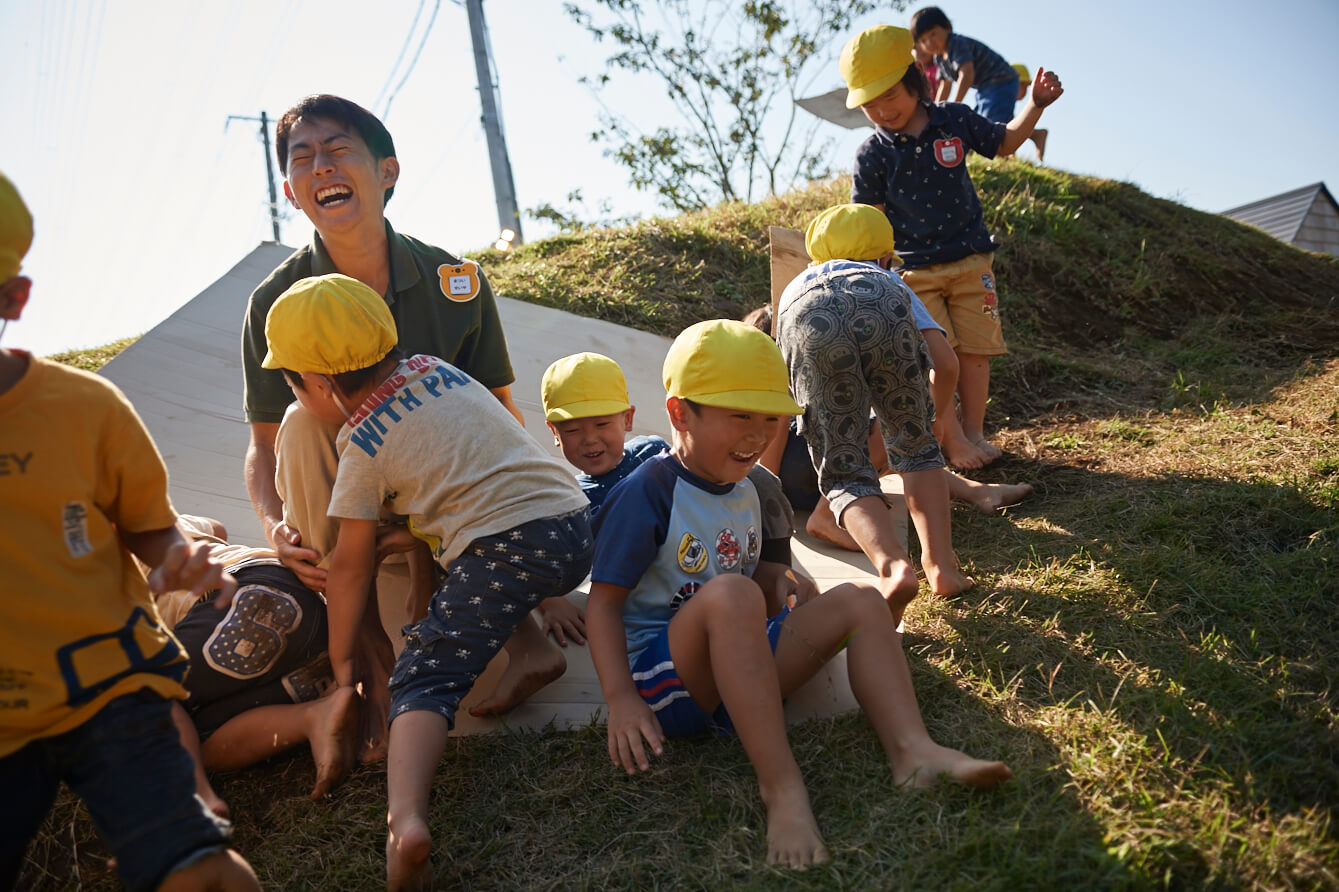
[{"xmin": 96, "ymin": 243, "xmax": 914, "ymax": 734}]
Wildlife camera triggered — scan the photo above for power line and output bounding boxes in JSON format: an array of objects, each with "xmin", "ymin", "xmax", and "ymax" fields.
[
  {"xmin": 382, "ymin": 0, "xmax": 442, "ymax": 120},
  {"xmin": 373, "ymin": 0, "xmax": 427, "ymax": 114}
]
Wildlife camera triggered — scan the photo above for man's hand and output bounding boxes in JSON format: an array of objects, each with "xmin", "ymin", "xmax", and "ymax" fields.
[
  {"xmin": 271, "ymin": 520, "xmax": 327, "ymax": 591},
  {"xmin": 147, "ymin": 541, "xmax": 238, "ymax": 609},
  {"xmin": 538, "ymin": 596, "xmax": 586, "ymax": 647},
  {"xmin": 1031, "ymin": 66, "xmax": 1063, "ymax": 108},
  {"xmin": 606, "ymin": 692, "xmax": 665, "ymax": 774}
]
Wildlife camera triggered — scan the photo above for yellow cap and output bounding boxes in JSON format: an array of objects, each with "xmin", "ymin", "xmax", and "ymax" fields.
[
  {"xmin": 261, "ymin": 274, "xmax": 397, "ymax": 374},
  {"xmin": 840, "ymin": 25, "xmax": 916, "ymax": 109},
  {"xmin": 0, "ymin": 173, "xmax": 34, "ymax": 280},
  {"xmin": 1012, "ymin": 63, "xmax": 1031, "ymax": 85},
  {"xmin": 663, "ymin": 320, "xmax": 802, "ymax": 415},
  {"xmin": 805, "ymin": 204, "xmax": 899, "ymax": 265},
  {"xmin": 542, "ymin": 352, "xmax": 631, "ymax": 421}
]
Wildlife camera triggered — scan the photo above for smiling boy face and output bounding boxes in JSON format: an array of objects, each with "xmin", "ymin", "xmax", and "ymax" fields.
[
  {"xmin": 281, "ymin": 116, "xmax": 399, "ymax": 234},
  {"xmin": 550, "ymin": 409, "xmax": 636, "ymax": 476},
  {"xmin": 668, "ymin": 400, "xmax": 784, "ymax": 486}
]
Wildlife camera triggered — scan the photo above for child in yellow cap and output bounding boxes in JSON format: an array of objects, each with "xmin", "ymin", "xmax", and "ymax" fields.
[
  {"xmin": 841, "ymin": 24, "xmax": 1062, "ymax": 466},
  {"xmin": 543, "ymin": 351, "xmax": 815, "ymax": 615},
  {"xmin": 585, "ymin": 319, "xmax": 1011, "ymax": 870},
  {"xmin": 0, "ymin": 173, "xmax": 260, "ymax": 891},
  {"xmin": 774, "ymin": 203, "xmax": 974, "ymax": 611},
  {"xmin": 262, "ymin": 274, "xmax": 592, "ymax": 889}
]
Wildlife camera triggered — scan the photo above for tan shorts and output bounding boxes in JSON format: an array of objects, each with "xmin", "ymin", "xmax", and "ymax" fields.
[{"xmin": 898, "ymin": 252, "xmax": 1006, "ymax": 355}]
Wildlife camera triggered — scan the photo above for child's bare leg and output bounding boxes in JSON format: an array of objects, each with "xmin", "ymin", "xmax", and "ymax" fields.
[
  {"xmin": 668, "ymin": 575, "xmax": 828, "ymax": 868},
  {"xmin": 774, "ymin": 583, "xmax": 1011, "ymax": 790},
  {"xmin": 157, "ymin": 849, "xmax": 260, "ymax": 892},
  {"xmin": 840, "ymin": 495, "xmax": 919, "ymax": 624},
  {"xmin": 956, "ymin": 352, "xmax": 1001, "ymax": 461},
  {"xmin": 925, "ymin": 331, "xmax": 987, "ymax": 469},
  {"xmin": 901, "ymin": 468, "xmax": 974, "ymax": 597},
  {"xmin": 467, "ymin": 613, "xmax": 566, "ymax": 716},
  {"xmin": 170, "ymin": 702, "xmax": 229, "ymax": 819},
  {"xmin": 200, "ymin": 687, "xmax": 360, "ymax": 801},
  {"xmin": 386, "ymin": 710, "xmax": 450, "ymax": 891},
  {"xmin": 804, "ymin": 495, "xmax": 860, "ymax": 551},
  {"xmin": 946, "ymin": 470, "xmax": 1033, "ymax": 513},
  {"xmin": 1032, "ymin": 128, "xmax": 1048, "ymax": 162}
]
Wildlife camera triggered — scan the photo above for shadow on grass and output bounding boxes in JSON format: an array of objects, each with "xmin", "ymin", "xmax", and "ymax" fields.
[{"xmin": 936, "ymin": 455, "xmax": 1338, "ymax": 885}]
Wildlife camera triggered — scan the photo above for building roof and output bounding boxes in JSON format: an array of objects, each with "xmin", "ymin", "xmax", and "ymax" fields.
[{"xmin": 1221, "ymin": 182, "xmax": 1337, "ymax": 244}]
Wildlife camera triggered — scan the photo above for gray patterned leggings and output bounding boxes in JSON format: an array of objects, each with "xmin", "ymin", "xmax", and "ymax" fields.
[{"xmin": 777, "ymin": 266, "xmax": 944, "ymax": 522}]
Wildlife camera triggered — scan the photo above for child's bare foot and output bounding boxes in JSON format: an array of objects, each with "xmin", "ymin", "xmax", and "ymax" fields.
[
  {"xmin": 964, "ymin": 481, "xmax": 1033, "ymax": 514},
  {"xmin": 940, "ymin": 432, "xmax": 989, "ymax": 470},
  {"xmin": 1033, "ymin": 128, "xmax": 1048, "ymax": 162},
  {"xmin": 386, "ymin": 814, "xmax": 433, "ymax": 891},
  {"xmin": 924, "ymin": 559, "xmax": 975, "ymax": 598},
  {"xmin": 763, "ymin": 785, "xmax": 830, "ymax": 869},
  {"xmin": 804, "ymin": 511, "xmax": 860, "ymax": 552},
  {"xmin": 893, "ymin": 743, "xmax": 1012, "ymax": 790},
  {"xmin": 971, "ymin": 437, "xmax": 1004, "ymax": 462},
  {"xmin": 467, "ymin": 636, "xmax": 566, "ymax": 717},
  {"xmin": 308, "ymin": 686, "xmax": 360, "ymax": 800}
]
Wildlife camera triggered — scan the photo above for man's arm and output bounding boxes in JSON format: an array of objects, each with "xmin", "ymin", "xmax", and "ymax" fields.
[
  {"xmin": 489, "ymin": 384, "xmax": 524, "ymax": 426},
  {"xmin": 245, "ymin": 421, "xmax": 326, "ymax": 590},
  {"xmin": 951, "ymin": 60, "xmax": 975, "ymax": 102},
  {"xmin": 998, "ymin": 67, "xmax": 1063, "ymax": 157}
]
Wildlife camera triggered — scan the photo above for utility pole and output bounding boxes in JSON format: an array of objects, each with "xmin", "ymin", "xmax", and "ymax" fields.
[
  {"xmin": 226, "ymin": 111, "xmax": 282, "ymax": 242},
  {"xmin": 465, "ymin": 0, "xmax": 523, "ymax": 246}
]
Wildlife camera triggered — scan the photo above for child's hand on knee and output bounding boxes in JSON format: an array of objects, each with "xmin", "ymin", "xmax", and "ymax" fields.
[{"xmin": 538, "ymin": 595, "xmax": 586, "ymax": 646}]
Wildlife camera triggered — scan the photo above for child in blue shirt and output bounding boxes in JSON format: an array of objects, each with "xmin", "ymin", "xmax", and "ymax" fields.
[
  {"xmin": 840, "ymin": 24, "xmax": 1062, "ymax": 464},
  {"xmin": 585, "ymin": 321, "xmax": 1011, "ymax": 869},
  {"xmin": 911, "ymin": 6, "xmax": 1018, "ymax": 122}
]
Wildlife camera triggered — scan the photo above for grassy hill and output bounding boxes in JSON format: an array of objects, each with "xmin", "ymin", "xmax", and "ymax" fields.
[{"xmin": 28, "ymin": 160, "xmax": 1339, "ymax": 890}]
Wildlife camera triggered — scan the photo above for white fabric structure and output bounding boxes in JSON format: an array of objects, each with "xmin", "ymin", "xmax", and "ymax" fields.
[{"xmin": 97, "ymin": 243, "xmax": 910, "ymax": 733}]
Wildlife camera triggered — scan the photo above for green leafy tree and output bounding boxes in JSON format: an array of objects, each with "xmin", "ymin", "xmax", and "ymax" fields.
[{"xmin": 566, "ymin": 0, "xmax": 887, "ymax": 212}]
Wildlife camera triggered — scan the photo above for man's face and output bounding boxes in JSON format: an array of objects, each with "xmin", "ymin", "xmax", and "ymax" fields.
[
  {"xmin": 916, "ymin": 26, "xmax": 949, "ymax": 57},
  {"xmin": 861, "ymin": 81, "xmax": 920, "ymax": 132},
  {"xmin": 670, "ymin": 400, "xmax": 783, "ymax": 486},
  {"xmin": 282, "ymin": 116, "xmax": 398, "ymax": 234},
  {"xmin": 550, "ymin": 409, "xmax": 635, "ymax": 476}
]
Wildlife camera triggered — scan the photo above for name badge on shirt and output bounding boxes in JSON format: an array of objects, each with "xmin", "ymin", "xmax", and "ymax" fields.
[
  {"xmin": 438, "ymin": 260, "xmax": 481, "ymax": 303},
  {"xmin": 934, "ymin": 137, "xmax": 965, "ymax": 168}
]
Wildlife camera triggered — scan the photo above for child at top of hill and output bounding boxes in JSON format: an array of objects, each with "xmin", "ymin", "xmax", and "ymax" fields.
[
  {"xmin": 584, "ymin": 319, "xmax": 1011, "ymax": 868},
  {"xmin": 840, "ymin": 24, "xmax": 1062, "ymax": 464},
  {"xmin": 261, "ymin": 273, "xmax": 592, "ymax": 890},
  {"xmin": 910, "ymin": 6, "xmax": 1018, "ymax": 121},
  {"xmin": 542, "ymin": 350, "xmax": 815, "ymax": 613},
  {"xmin": 0, "ymin": 172, "xmax": 260, "ymax": 891}
]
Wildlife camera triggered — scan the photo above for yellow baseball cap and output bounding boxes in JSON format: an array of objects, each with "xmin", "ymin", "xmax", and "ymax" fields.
[
  {"xmin": 542, "ymin": 352, "xmax": 631, "ymax": 421},
  {"xmin": 840, "ymin": 25, "xmax": 916, "ymax": 109},
  {"xmin": 805, "ymin": 204, "xmax": 899, "ymax": 265},
  {"xmin": 1012, "ymin": 63, "xmax": 1031, "ymax": 85},
  {"xmin": 261, "ymin": 274, "xmax": 397, "ymax": 374},
  {"xmin": 0, "ymin": 173, "xmax": 34, "ymax": 280},
  {"xmin": 663, "ymin": 320, "xmax": 802, "ymax": 415}
]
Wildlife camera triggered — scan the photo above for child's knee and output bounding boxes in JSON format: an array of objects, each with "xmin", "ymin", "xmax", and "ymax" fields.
[{"xmin": 696, "ymin": 575, "xmax": 767, "ymax": 620}]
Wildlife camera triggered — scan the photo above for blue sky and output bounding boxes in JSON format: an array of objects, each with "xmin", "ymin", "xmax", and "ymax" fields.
[{"xmin": 2, "ymin": 0, "xmax": 1336, "ymax": 355}]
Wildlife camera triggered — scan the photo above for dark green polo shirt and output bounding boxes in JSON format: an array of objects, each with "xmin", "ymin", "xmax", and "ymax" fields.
[{"xmin": 241, "ymin": 220, "xmax": 515, "ymax": 424}]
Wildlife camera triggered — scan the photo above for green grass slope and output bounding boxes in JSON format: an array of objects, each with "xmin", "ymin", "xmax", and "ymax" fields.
[{"xmin": 29, "ymin": 160, "xmax": 1339, "ymax": 890}]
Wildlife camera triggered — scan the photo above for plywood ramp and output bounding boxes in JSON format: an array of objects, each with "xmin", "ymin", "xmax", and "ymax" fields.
[{"xmin": 99, "ymin": 243, "xmax": 914, "ymax": 734}]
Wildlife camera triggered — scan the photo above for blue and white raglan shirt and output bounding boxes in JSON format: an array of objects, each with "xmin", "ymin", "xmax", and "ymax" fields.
[
  {"xmin": 579, "ymin": 435, "xmax": 669, "ymax": 516},
  {"xmin": 591, "ymin": 453, "xmax": 762, "ymax": 666},
  {"xmin": 851, "ymin": 103, "xmax": 1005, "ymax": 269}
]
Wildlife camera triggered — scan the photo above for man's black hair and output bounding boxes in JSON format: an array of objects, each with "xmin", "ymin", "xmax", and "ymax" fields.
[
  {"xmin": 910, "ymin": 6, "xmax": 952, "ymax": 41},
  {"xmin": 276, "ymin": 94, "xmax": 398, "ymax": 204}
]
